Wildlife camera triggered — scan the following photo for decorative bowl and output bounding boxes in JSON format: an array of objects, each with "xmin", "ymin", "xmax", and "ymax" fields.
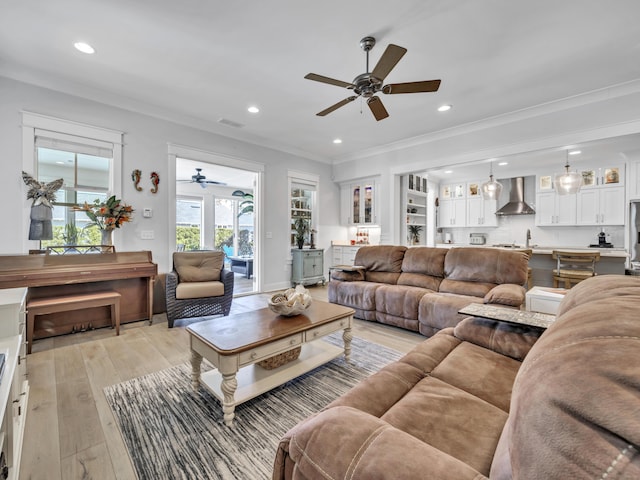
[{"xmin": 268, "ymin": 285, "xmax": 312, "ymax": 316}]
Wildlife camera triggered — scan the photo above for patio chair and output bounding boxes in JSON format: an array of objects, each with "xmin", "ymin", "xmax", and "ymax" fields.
[{"xmin": 165, "ymin": 250, "xmax": 234, "ymax": 327}]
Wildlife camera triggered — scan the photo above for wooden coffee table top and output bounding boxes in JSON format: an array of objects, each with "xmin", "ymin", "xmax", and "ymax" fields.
[{"xmin": 187, "ymin": 300, "xmax": 354, "ymax": 354}]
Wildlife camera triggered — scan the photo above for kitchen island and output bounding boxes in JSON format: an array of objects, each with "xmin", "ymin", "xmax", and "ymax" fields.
[{"xmin": 436, "ymin": 243, "xmax": 628, "ymax": 287}]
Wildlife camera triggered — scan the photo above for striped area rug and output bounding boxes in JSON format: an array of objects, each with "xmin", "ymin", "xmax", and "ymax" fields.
[{"xmin": 104, "ymin": 334, "xmax": 403, "ymax": 480}]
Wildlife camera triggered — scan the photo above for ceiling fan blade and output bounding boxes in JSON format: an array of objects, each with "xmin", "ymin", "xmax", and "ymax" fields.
[
  {"xmin": 304, "ymin": 73, "xmax": 353, "ymax": 89},
  {"xmin": 204, "ymin": 180, "xmax": 227, "ymax": 185},
  {"xmin": 367, "ymin": 96, "xmax": 389, "ymax": 121},
  {"xmin": 317, "ymin": 96, "xmax": 358, "ymax": 116},
  {"xmin": 371, "ymin": 44, "xmax": 407, "ymax": 81},
  {"xmin": 383, "ymin": 79, "xmax": 441, "ymax": 94}
]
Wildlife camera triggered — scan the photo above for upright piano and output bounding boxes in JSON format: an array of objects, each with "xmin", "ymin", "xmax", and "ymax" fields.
[{"xmin": 0, "ymin": 251, "xmax": 157, "ymax": 341}]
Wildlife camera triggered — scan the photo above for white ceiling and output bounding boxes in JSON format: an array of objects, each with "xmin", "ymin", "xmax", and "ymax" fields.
[{"xmin": 2, "ymin": 0, "xmax": 640, "ymax": 164}]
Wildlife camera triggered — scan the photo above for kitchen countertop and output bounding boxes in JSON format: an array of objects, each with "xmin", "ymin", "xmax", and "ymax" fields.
[
  {"xmin": 435, "ymin": 243, "xmax": 629, "ymax": 258},
  {"xmin": 331, "ymin": 241, "xmax": 372, "ymax": 247}
]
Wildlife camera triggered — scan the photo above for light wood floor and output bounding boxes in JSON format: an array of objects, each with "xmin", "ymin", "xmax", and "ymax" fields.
[{"xmin": 20, "ymin": 286, "xmax": 424, "ymax": 480}]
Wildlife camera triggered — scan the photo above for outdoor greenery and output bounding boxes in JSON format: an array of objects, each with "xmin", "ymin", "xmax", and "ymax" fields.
[
  {"xmin": 41, "ymin": 225, "xmax": 103, "ymax": 248},
  {"xmin": 176, "ymin": 226, "xmax": 201, "ymax": 251}
]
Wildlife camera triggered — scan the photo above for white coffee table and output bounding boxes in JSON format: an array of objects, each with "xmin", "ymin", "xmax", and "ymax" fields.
[{"xmin": 187, "ymin": 301, "xmax": 354, "ymax": 426}]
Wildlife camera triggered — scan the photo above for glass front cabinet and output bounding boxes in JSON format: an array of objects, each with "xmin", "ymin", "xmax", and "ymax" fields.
[{"xmin": 340, "ymin": 177, "xmax": 379, "ymax": 226}]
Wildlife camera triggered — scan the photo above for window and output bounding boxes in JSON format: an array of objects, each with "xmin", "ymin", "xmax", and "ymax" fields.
[
  {"xmin": 22, "ymin": 112, "xmax": 122, "ymax": 247},
  {"xmin": 176, "ymin": 197, "xmax": 203, "ymax": 250}
]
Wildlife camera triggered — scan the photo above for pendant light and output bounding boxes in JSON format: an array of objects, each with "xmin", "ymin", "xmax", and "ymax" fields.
[
  {"xmin": 554, "ymin": 150, "xmax": 582, "ymax": 195},
  {"xmin": 481, "ymin": 161, "xmax": 503, "ymax": 200}
]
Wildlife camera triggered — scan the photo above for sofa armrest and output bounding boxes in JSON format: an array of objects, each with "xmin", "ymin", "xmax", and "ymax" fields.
[
  {"xmin": 330, "ymin": 269, "xmax": 365, "ymax": 282},
  {"xmin": 484, "ymin": 283, "xmax": 525, "ymax": 307},
  {"xmin": 454, "ymin": 316, "xmax": 543, "ymax": 361},
  {"xmin": 273, "ymin": 407, "xmax": 485, "ymax": 480}
]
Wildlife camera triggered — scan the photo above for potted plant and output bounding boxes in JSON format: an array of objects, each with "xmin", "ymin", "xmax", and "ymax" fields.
[
  {"xmin": 408, "ymin": 225, "xmax": 423, "ymax": 245},
  {"xmin": 294, "ymin": 217, "xmax": 309, "ymax": 249}
]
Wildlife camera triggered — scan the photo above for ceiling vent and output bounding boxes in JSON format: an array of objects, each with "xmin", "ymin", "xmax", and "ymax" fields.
[{"xmin": 217, "ymin": 118, "xmax": 245, "ymax": 128}]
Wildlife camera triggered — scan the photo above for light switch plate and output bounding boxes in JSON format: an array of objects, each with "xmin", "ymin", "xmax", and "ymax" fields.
[{"xmin": 141, "ymin": 230, "xmax": 154, "ymax": 240}]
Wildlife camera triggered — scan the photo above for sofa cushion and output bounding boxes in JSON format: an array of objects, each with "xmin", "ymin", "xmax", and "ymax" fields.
[
  {"xmin": 491, "ymin": 275, "xmax": 640, "ymax": 479},
  {"xmin": 354, "ymin": 245, "xmax": 406, "ymax": 284},
  {"xmin": 328, "ymin": 280, "xmax": 380, "ymax": 313},
  {"xmin": 418, "ymin": 292, "xmax": 484, "ymax": 336},
  {"xmin": 173, "ymin": 251, "xmax": 223, "ymax": 282},
  {"xmin": 443, "ymin": 247, "xmax": 528, "ymax": 286},
  {"xmin": 375, "ymin": 284, "xmax": 431, "ymax": 321},
  {"xmin": 381, "ymin": 376, "xmax": 508, "ymax": 475},
  {"xmin": 276, "ymin": 407, "xmax": 484, "ymax": 480},
  {"xmin": 175, "ymin": 280, "xmax": 225, "ymax": 299},
  {"xmin": 397, "ymin": 247, "xmax": 447, "ymax": 290}
]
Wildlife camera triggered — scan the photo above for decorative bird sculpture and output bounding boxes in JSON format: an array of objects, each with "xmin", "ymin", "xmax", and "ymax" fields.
[{"xmin": 22, "ymin": 171, "xmax": 64, "ymax": 207}]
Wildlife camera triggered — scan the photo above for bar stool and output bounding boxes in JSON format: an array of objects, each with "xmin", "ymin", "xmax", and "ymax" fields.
[{"xmin": 552, "ymin": 250, "xmax": 600, "ymax": 288}]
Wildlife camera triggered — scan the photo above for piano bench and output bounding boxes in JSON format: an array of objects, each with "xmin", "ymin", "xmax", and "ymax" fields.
[{"xmin": 26, "ymin": 291, "xmax": 121, "ymax": 354}]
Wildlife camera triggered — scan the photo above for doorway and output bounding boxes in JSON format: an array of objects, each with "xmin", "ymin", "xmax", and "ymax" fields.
[{"xmin": 175, "ymin": 157, "xmax": 259, "ymax": 295}]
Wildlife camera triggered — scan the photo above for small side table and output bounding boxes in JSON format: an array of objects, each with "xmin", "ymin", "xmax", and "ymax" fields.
[
  {"xmin": 458, "ymin": 303, "xmax": 556, "ymax": 329},
  {"xmin": 525, "ymin": 286, "xmax": 567, "ymax": 315}
]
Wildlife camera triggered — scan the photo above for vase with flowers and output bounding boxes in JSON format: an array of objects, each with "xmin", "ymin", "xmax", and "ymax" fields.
[{"xmin": 76, "ymin": 195, "xmax": 134, "ymax": 245}]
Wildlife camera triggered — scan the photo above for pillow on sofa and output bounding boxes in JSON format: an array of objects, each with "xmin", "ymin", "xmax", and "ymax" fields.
[
  {"xmin": 454, "ymin": 317, "xmax": 543, "ymax": 361},
  {"xmin": 173, "ymin": 251, "xmax": 223, "ymax": 282}
]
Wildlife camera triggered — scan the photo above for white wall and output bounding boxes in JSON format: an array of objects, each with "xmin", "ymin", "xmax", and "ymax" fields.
[{"xmin": 0, "ymin": 76, "xmax": 340, "ymax": 291}]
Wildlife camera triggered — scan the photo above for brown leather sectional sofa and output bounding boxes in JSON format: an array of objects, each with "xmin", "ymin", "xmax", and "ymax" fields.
[
  {"xmin": 329, "ymin": 245, "xmax": 529, "ymax": 337},
  {"xmin": 274, "ymin": 274, "xmax": 640, "ymax": 479}
]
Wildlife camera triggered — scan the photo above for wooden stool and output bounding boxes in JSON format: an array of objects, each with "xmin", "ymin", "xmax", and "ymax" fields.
[
  {"xmin": 26, "ymin": 291, "xmax": 121, "ymax": 354},
  {"xmin": 552, "ymin": 250, "xmax": 600, "ymax": 289}
]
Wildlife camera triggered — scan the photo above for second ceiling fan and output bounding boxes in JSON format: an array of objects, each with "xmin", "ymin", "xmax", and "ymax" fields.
[{"xmin": 305, "ymin": 36, "xmax": 441, "ymax": 121}]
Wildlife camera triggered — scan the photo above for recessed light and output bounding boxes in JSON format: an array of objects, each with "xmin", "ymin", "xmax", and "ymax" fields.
[
  {"xmin": 437, "ymin": 104, "xmax": 452, "ymax": 112},
  {"xmin": 444, "ymin": 170, "xmax": 453, "ymax": 174},
  {"xmin": 333, "ymin": 138, "xmax": 342, "ymax": 144},
  {"xmin": 568, "ymin": 150, "xmax": 581, "ymax": 155},
  {"xmin": 74, "ymin": 42, "xmax": 95, "ymax": 54},
  {"xmin": 247, "ymin": 106, "xmax": 260, "ymax": 114},
  {"xmin": 498, "ymin": 161, "xmax": 508, "ymax": 166}
]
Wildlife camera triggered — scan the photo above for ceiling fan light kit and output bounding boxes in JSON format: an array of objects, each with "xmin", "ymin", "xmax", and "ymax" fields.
[{"xmin": 305, "ymin": 36, "xmax": 441, "ymax": 121}]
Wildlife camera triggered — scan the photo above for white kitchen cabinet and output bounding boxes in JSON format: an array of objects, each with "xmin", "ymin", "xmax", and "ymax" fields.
[
  {"xmin": 0, "ymin": 288, "xmax": 28, "ymax": 480},
  {"xmin": 535, "ymin": 191, "xmax": 577, "ymax": 226},
  {"xmin": 626, "ymin": 159, "xmax": 640, "ymax": 200},
  {"xmin": 576, "ymin": 185, "xmax": 625, "ymax": 225},
  {"xmin": 466, "ymin": 196, "xmax": 497, "ymax": 227},
  {"xmin": 438, "ymin": 183, "xmax": 466, "ymax": 228},
  {"xmin": 340, "ymin": 178, "xmax": 379, "ymax": 226},
  {"xmin": 331, "ymin": 246, "xmax": 361, "ymax": 266},
  {"xmin": 439, "ymin": 197, "xmax": 466, "ymax": 227}
]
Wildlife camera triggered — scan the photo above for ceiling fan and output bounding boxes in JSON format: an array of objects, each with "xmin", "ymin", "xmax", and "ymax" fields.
[
  {"xmin": 305, "ymin": 36, "xmax": 441, "ymax": 121},
  {"xmin": 178, "ymin": 168, "xmax": 226, "ymax": 188}
]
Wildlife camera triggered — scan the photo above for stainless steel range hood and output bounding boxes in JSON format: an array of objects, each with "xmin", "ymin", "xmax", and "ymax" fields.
[{"xmin": 495, "ymin": 177, "xmax": 535, "ymax": 216}]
